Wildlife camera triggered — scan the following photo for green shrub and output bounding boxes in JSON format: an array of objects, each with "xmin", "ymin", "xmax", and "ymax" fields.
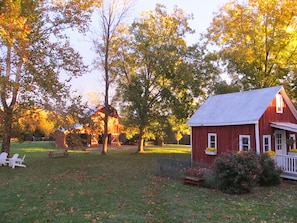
[
  {"xmin": 258, "ymin": 154, "xmax": 282, "ymax": 186},
  {"xmin": 214, "ymin": 151, "xmax": 261, "ymax": 194}
]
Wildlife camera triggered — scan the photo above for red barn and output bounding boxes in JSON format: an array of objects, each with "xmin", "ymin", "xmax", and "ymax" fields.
[
  {"xmin": 187, "ymin": 86, "xmax": 297, "ymax": 178},
  {"xmin": 55, "ymin": 105, "xmax": 122, "ymax": 148}
]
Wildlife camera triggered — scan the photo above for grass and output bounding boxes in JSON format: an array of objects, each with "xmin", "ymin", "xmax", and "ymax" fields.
[{"xmin": 0, "ymin": 142, "xmax": 297, "ymax": 222}]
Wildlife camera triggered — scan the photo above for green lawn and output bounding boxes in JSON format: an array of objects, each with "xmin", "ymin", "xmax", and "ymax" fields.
[{"xmin": 0, "ymin": 142, "xmax": 297, "ymax": 223}]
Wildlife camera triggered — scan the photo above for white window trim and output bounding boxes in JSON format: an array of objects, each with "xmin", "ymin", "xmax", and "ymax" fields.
[
  {"xmin": 263, "ymin": 135, "xmax": 271, "ymax": 152},
  {"xmin": 208, "ymin": 133, "xmax": 217, "ymax": 149},
  {"xmin": 239, "ymin": 135, "xmax": 251, "ymax": 151},
  {"xmin": 275, "ymin": 132, "xmax": 282, "ymax": 151},
  {"xmin": 276, "ymin": 94, "xmax": 283, "ymax": 113}
]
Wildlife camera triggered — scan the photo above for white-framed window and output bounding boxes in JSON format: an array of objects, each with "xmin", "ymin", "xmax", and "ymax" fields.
[
  {"xmin": 288, "ymin": 134, "xmax": 296, "ymax": 150},
  {"xmin": 275, "ymin": 132, "xmax": 282, "ymax": 151},
  {"xmin": 239, "ymin": 135, "xmax": 250, "ymax": 151},
  {"xmin": 208, "ymin": 133, "xmax": 217, "ymax": 149},
  {"xmin": 276, "ymin": 94, "xmax": 283, "ymax": 113},
  {"xmin": 263, "ymin": 135, "xmax": 271, "ymax": 152}
]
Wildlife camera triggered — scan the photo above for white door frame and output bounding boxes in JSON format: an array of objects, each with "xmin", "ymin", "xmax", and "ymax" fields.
[{"xmin": 274, "ymin": 130, "xmax": 287, "ymax": 155}]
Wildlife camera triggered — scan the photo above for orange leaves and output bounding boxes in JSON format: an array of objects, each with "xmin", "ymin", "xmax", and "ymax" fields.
[{"xmin": 0, "ymin": 1, "xmax": 30, "ymax": 47}]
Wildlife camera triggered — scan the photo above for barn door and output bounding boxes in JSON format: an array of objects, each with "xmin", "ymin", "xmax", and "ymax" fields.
[{"xmin": 274, "ymin": 130, "xmax": 286, "ymax": 155}]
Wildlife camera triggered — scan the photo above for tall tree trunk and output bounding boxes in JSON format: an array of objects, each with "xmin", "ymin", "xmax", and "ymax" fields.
[
  {"xmin": 102, "ymin": 105, "xmax": 108, "ymax": 155},
  {"xmin": 137, "ymin": 128, "xmax": 145, "ymax": 153},
  {"xmin": 1, "ymin": 46, "xmax": 14, "ymax": 155},
  {"xmin": 102, "ymin": 53, "xmax": 109, "ymax": 155},
  {"xmin": 1, "ymin": 108, "xmax": 13, "ymax": 155},
  {"xmin": 97, "ymin": 0, "xmax": 131, "ymax": 154},
  {"xmin": 102, "ymin": 22, "xmax": 110, "ymax": 155}
]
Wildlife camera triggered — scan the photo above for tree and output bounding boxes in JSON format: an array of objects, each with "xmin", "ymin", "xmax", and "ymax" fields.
[
  {"xmin": 211, "ymin": 80, "xmax": 241, "ymax": 95},
  {"xmin": 92, "ymin": 0, "xmax": 131, "ymax": 155},
  {"xmin": 0, "ymin": 0, "xmax": 98, "ymax": 154},
  {"xmin": 206, "ymin": 0, "xmax": 297, "ymax": 93},
  {"xmin": 115, "ymin": 4, "xmax": 213, "ymax": 152},
  {"xmin": 169, "ymin": 115, "xmax": 190, "ymax": 144},
  {"xmin": 16, "ymin": 108, "xmax": 55, "ymax": 141}
]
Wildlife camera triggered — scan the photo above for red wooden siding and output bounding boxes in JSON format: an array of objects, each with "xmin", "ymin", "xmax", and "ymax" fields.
[
  {"xmin": 259, "ymin": 96, "xmax": 297, "ymax": 151},
  {"xmin": 260, "ymin": 96, "xmax": 297, "ymax": 132},
  {"xmin": 191, "ymin": 124, "xmax": 255, "ymax": 164},
  {"xmin": 54, "ymin": 131, "xmax": 67, "ymax": 148}
]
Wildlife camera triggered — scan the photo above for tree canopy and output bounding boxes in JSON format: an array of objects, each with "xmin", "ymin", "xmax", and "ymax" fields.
[
  {"xmin": 114, "ymin": 4, "xmax": 218, "ymax": 152},
  {"xmin": 0, "ymin": 0, "xmax": 99, "ymax": 153},
  {"xmin": 206, "ymin": 0, "xmax": 297, "ymax": 96}
]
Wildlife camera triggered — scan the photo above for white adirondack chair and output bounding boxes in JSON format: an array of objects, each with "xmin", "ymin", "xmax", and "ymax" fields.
[
  {"xmin": 13, "ymin": 155, "xmax": 26, "ymax": 169},
  {"xmin": 8, "ymin": 154, "xmax": 19, "ymax": 168},
  {"xmin": 0, "ymin": 152, "xmax": 8, "ymax": 166}
]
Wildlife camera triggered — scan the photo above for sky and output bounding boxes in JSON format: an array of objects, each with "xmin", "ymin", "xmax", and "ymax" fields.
[{"xmin": 69, "ymin": 0, "xmax": 229, "ymax": 105}]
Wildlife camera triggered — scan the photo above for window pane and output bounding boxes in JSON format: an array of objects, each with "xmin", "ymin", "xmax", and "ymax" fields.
[
  {"xmin": 276, "ymin": 133, "xmax": 282, "ymax": 150},
  {"xmin": 208, "ymin": 133, "xmax": 217, "ymax": 149},
  {"xmin": 243, "ymin": 138, "xmax": 248, "ymax": 144},
  {"xmin": 276, "ymin": 94, "xmax": 283, "ymax": 113},
  {"xmin": 263, "ymin": 136, "xmax": 270, "ymax": 152},
  {"xmin": 243, "ymin": 145, "xmax": 249, "ymax": 151},
  {"xmin": 240, "ymin": 135, "xmax": 250, "ymax": 151}
]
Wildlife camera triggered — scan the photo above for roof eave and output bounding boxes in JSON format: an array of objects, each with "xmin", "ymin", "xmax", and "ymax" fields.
[
  {"xmin": 188, "ymin": 120, "xmax": 258, "ymax": 127},
  {"xmin": 271, "ymin": 122, "xmax": 297, "ymax": 133},
  {"xmin": 279, "ymin": 87, "xmax": 297, "ymax": 120}
]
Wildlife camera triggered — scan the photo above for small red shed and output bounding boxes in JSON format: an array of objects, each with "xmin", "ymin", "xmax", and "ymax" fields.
[{"xmin": 187, "ymin": 86, "xmax": 297, "ymax": 165}]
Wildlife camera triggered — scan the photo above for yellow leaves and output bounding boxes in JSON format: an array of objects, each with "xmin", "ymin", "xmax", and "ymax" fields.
[
  {"xmin": 0, "ymin": 1, "xmax": 30, "ymax": 47},
  {"xmin": 18, "ymin": 108, "xmax": 56, "ymax": 137},
  {"xmin": 138, "ymin": 4, "xmax": 190, "ymax": 47},
  {"xmin": 53, "ymin": 0, "xmax": 102, "ymax": 9},
  {"xmin": 208, "ymin": 0, "xmax": 297, "ymax": 82}
]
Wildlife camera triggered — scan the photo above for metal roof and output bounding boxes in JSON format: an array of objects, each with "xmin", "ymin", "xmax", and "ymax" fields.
[
  {"xmin": 271, "ymin": 122, "xmax": 297, "ymax": 133},
  {"xmin": 187, "ymin": 86, "xmax": 289, "ymax": 127}
]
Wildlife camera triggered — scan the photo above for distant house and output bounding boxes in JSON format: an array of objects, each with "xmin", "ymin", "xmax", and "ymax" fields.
[
  {"xmin": 89, "ymin": 105, "xmax": 122, "ymax": 145},
  {"xmin": 187, "ymin": 86, "xmax": 297, "ymax": 177},
  {"xmin": 55, "ymin": 105, "xmax": 122, "ymax": 148}
]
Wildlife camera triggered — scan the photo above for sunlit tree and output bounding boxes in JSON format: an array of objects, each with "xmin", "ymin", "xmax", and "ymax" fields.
[
  {"xmin": 206, "ymin": 0, "xmax": 297, "ymax": 94},
  {"xmin": 115, "ymin": 5, "xmax": 214, "ymax": 152},
  {"xmin": 92, "ymin": 0, "xmax": 131, "ymax": 154},
  {"xmin": 169, "ymin": 115, "xmax": 190, "ymax": 144},
  {"xmin": 16, "ymin": 108, "xmax": 55, "ymax": 140},
  {"xmin": 0, "ymin": 0, "xmax": 99, "ymax": 153}
]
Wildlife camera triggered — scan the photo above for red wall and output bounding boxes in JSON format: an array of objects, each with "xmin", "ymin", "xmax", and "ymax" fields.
[
  {"xmin": 54, "ymin": 131, "xmax": 67, "ymax": 148},
  {"xmin": 259, "ymin": 96, "xmax": 297, "ymax": 150},
  {"xmin": 191, "ymin": 124, "xmax": 255, "ymax": 164},
  {"xmin": 260, "ymin": 96, "xmax": 297, "ymax": 130}
]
